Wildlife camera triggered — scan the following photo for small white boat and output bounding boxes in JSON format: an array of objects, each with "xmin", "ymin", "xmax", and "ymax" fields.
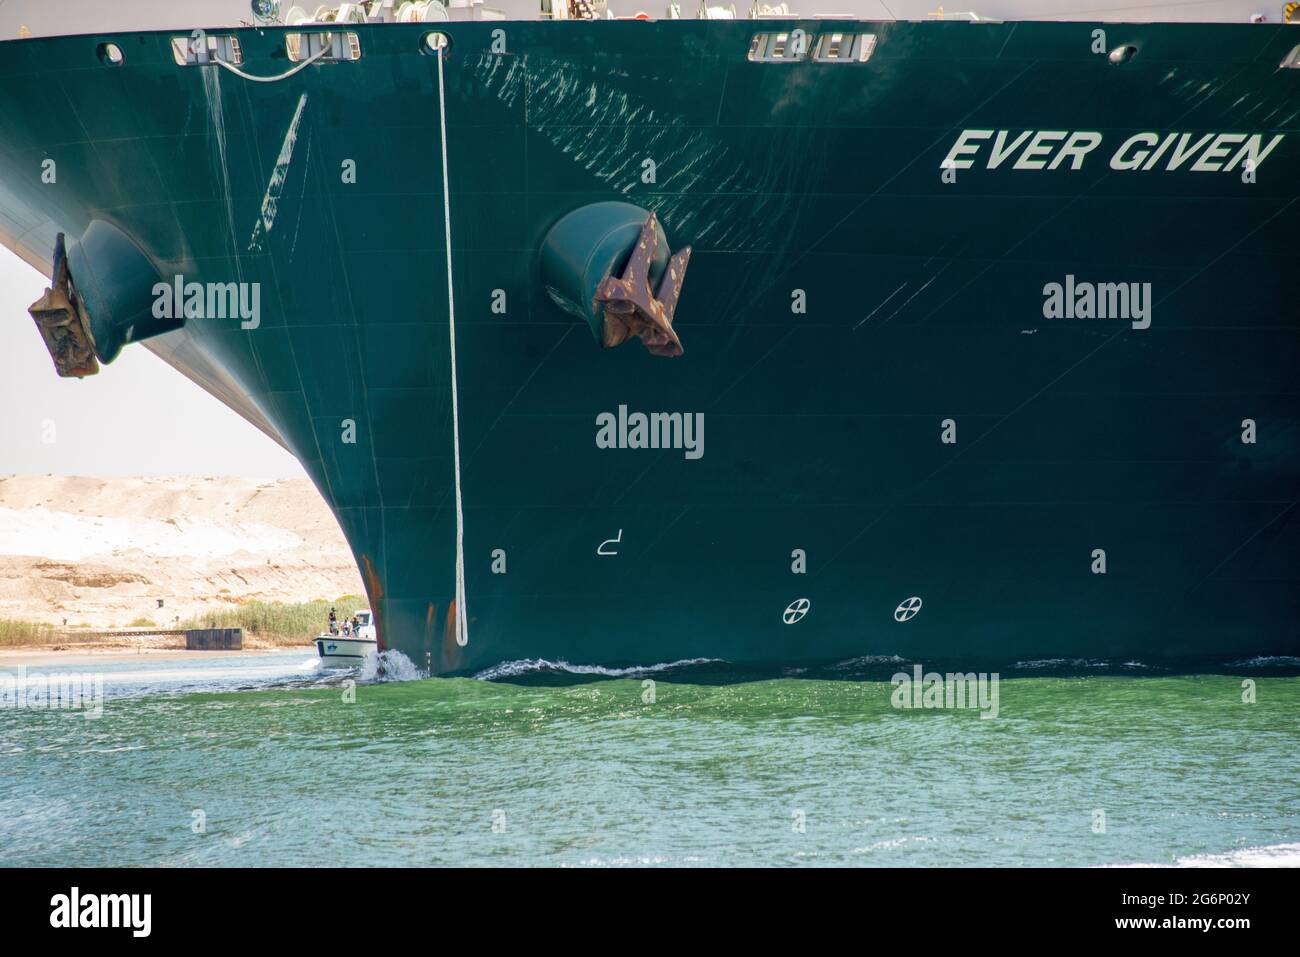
[{"xmin": 315, "ymin": 609, "xmax": 378, "ymax": 668}]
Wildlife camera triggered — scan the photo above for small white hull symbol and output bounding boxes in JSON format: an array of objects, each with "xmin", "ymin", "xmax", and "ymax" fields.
[
  {"xmin": 894, "ymin": 597, "xmax": 922, "ymax": 622},
  {"xmin": 783, "ymin": 598, "xmax": 810, "ymax": 624}
]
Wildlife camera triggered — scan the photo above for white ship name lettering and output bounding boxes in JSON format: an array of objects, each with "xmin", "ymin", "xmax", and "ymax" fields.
[{"xmin": 942, "ymin": 130, "xmax": 1284, "ymax": 173}]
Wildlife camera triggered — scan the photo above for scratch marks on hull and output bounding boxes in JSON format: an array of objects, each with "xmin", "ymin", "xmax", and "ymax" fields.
[
  {"xmin": 249, "ymin": 92, "xmax": 309, "ymax": 252},
  {"xmin": 201, "ymin": 65, "xmax": 243, "ymax": 282},
  {"xmin": 468, "ymin": 54, "xmax": 804, "ymax": 254}
]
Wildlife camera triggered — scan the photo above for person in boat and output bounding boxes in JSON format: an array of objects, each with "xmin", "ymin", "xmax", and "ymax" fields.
[
  {"xmin": 351, "ymin": 615, "xmax": 361, "ymax": 636},
  {"xmin": 328, "ymin": 607, "xmax": 337, "ymax": 635}
]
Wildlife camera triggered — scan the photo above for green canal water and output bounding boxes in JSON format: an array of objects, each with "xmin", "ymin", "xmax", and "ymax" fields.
[{"xmin": 1, "ymin": 653, "xmax": 1297, "ymax": 867}]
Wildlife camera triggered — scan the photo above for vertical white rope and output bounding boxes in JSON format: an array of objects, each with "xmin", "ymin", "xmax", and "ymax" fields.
[{"xmin": 437, "ymin": 49, "xmax": 469, "ymax": 648}]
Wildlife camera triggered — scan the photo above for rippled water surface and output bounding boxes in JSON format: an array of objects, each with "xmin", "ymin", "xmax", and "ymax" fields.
[{"xmin": 1, "ymin": 652, "xmax": 1297, "ymax": 866}]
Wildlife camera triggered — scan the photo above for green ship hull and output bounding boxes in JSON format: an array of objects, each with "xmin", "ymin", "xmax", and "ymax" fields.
[{"xmin": 2, "ymin": 21, "xmax": 1297, "ymax": 673}]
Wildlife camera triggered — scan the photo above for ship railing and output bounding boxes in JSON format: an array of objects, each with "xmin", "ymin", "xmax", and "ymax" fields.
[{"xmin": 278, "ymin": 0, "xmax": 881, "ymax": 22}]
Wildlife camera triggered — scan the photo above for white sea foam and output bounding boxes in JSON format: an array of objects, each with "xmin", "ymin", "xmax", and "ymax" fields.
[
  {"xmin": 831, "ymin": 654, "xmax": 907, "ymax": 669},
  {"xmin": 1013, "ymin": 658, "xmax": 1109, "ymax": 670},
  {"xmin": 473, "ymin": 657, "xmax": 722, "ymax": 681},
  {"xmin": 851, "ymin": 836, "xmax": 936, "ymax": 854},
  {"xmin": 1108, "ymin": 842, "xmax": 1300, "ymax": 869},
  {"xmin": 1229, "ymin": 656, "xmax": 1300, "ymax": 668},
  {"xmin": 567, "ymin": 855, "xmax": 672, "ymax": 867},
  {"xmin": 1174, "ymin": 842, "xmax": 1300, "ymax": 867},
  {"xmin": 359, "ymin": 649, "xmax": 424, "ymax": 682}
]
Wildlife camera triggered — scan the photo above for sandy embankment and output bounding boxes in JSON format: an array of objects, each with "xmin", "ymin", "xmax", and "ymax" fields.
[{"xmin": 0, "ymin": 475, "xmax": 365, "ymax": 647}]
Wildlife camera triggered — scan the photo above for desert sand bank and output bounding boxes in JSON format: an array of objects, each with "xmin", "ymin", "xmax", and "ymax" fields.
[{"xmin": 0, "ymin": 475, "xmax": 364, "ymax": 630}]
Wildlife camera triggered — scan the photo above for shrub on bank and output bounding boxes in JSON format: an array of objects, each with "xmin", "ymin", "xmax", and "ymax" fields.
[
  {"xmin": 178, "ymin": 595, "xmax": 365, "ymax": 643},
  {"xmin": 0, "ymin": 618, "xmax": 61, "ymax": 646}
]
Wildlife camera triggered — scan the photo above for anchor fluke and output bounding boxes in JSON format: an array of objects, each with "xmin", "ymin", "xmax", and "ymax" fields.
[
  {"xmin": 593, "ymin": 213, "xmax": 689, "ymax": 357},
  {"xmin": 539, "ymin": 201, "xmax": 691, "ymax": 357},
  {"xmin": 27, "ymin": 234, "xmax": 99, "ymax": 378},
  {"xmin": 28, "ymin": 221, "xmax": 172, "ymax": 376}
]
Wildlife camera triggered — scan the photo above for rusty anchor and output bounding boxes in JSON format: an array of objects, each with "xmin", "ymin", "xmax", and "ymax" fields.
[
  {"xmin": 27, "ymin": 233, "xmax": 99, "ymax": 378},
  {"xmin": 593, "ymin": 212, "xmax": 691, "ymax": 358}
]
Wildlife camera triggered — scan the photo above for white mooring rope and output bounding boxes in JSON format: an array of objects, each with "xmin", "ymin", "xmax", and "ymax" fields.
[
  {"xmin": 437, "ymin": 48, "xmax": 469, "ymax": 649},
  {"xmin": 212, "ymin": 44, "xmax": 328, "ymax": 82}
]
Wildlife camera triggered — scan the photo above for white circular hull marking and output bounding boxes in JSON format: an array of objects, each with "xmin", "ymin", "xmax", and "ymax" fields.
[
  {"xmin": 783, "ymin": 598, "xmax": 811, "ymax": 624},
  {"xmin": 894, "ymin": 597, "xmax": 923, "ymax": 622}
]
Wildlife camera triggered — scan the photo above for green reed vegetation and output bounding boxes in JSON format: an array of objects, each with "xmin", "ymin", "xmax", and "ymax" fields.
[
  {"xmin": 0, "ymin": 596, "xmax": 365, "ymax": 647},
  {"xmin": 177, "ymin": 595, "xmax": 365, "ymax": 644},
  {"xmin": 0, "ymin": 618, "xmax": 61, "ymax": 646}
]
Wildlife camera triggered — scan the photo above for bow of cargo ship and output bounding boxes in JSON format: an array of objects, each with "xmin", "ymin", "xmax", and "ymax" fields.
[{"xmin": 2, "ymin": 4, "xmax": 1298, "ymax": 674}]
